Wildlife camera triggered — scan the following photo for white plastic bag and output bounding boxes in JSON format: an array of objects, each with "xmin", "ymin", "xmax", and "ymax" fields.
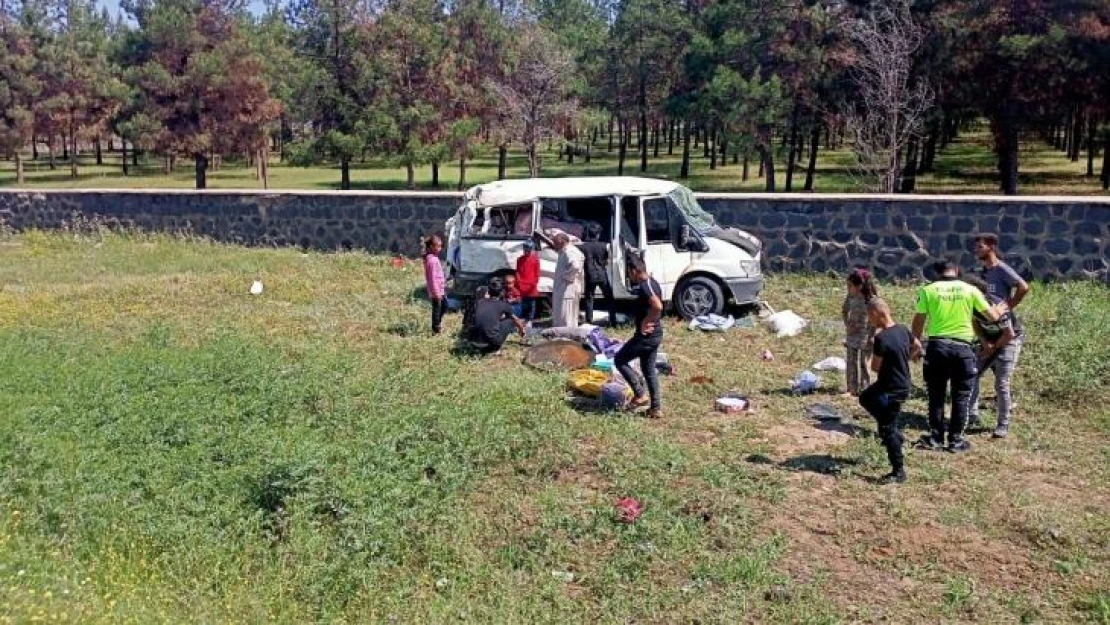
[
  {"xmin": 791, "ymin": 370, "xmax": 821, "ymax": 394},
  {"xmin": 812, "ymin": 356, "xmax": 847, "ymax": 372},
  {"xmin": 767, "ymin": 310, "xmax": 807, "ymax": 337}
]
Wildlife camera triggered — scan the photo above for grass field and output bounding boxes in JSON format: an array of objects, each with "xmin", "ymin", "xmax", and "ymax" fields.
[
  {"xmin": 0, "ymin": 230, "xmax": 1108, "ymax": 623},
  {"xmin": 2, "ymin": 127, "xmax": 1108, "ymax": 195}
]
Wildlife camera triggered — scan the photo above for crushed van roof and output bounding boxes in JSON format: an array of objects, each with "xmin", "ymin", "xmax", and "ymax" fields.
[{"xmin": 466, "ymin": 176, "xmax": 682, "ymax": 205}]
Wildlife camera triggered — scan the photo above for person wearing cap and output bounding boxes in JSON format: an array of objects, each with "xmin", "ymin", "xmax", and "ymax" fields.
[
  {"xmin": 551, "ymin": 232, "xmax": 585, "ymax": 328},
  {"xmin": 515, "ymin": 240, "xmax": 541, "ymax": 325},
  {"xmin": 911, "ymin": 260, "xmax": 1006, "ymax": 453},
  {"xmin": 969, "ymin": 232, "xmax": 1030, "ymax": 437},
  {"xmin": 578, "ymin": 222, "xmax": 616, "ymax": 325}
]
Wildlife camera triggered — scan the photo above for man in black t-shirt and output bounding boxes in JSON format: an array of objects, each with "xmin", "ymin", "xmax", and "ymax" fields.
[
  {"xmin": 859, "ymin": 298, "xmax": 921, "ymax": 484},
  {"xmin": 578, "ymin": 223, "xmax": 615, "ymax": 325},
  {"xmin": 614, "ymin": 253, "xmax": 664, "ymax": 418},
  {"xmin": 468, "ymin": 278, "xmax": 525, "ymax": 355}
]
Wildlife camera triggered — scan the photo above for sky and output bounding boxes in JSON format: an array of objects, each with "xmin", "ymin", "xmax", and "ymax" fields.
[{"xmin": 96, "ymin": 0, "xmax": 271, "ymax": 20}]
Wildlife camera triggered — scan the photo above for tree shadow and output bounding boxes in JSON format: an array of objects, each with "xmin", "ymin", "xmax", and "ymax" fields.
[
  {"xmin": 385, "ymin": 321, "xmax": 424, "ymax": 338},
  {"xmin": 744, "ymin": 452, "xmax": 861, "ymax": 477},
  {"xmin": 814, "ymin": 419, "xmax": 873, "ymax": 439},
  {"xmin": 565, "ymin": 395, "xmax": 636, "ymax": 418}
]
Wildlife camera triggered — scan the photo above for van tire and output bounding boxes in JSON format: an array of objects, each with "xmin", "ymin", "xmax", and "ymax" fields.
[{"xmin": 674, "ymin": 276, "xmax": 725, "ymax": 320}]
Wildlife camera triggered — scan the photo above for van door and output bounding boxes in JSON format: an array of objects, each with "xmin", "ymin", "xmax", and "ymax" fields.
[
  {"xmin": 614, "ymin": 196, "xmax": 640, "ymax": 297},
  {"xmin": 638, "ymin": 195, "xmax": 691, "ymax": 300}
]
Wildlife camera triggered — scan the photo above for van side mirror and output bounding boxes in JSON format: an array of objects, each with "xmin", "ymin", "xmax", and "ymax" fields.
[
  {"xmin": 679, "ymin": 225, "xmax": 708, "ymax": 253},
  {"xmin": 679, "ymin": 225, "xmax": 692, "ymax": 249}
]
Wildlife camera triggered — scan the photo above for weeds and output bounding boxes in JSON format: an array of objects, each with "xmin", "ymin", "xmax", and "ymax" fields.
[{"xmin": 0, "ymin": 231, "xmax": 1106, "ymax": 623}]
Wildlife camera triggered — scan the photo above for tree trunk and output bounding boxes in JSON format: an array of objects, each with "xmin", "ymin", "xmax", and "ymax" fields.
[
  {"xmin": 742, "ymin": 153, "xmax": 749, "ymax": 182},
  {"xmin": 1070, "ymin": 108, "xmax": 1083, "ymax": 162},
  {"xmin": 14, "ymin": 152, "xmax": 23, "ymax": 184},
  {"xmin": 498, "ymin": 145, "xmax": 507, "ymax": 179},
  {"xmin": 121, "ymin": 141, "xmax": 129, "ymax": 176},
  {"xmin": 919, "ymin": 131, "xmax": 938, "ymax": 173},
  {"xmin": 567, "ymin": 143, "xmax": 574, "ymax": 165},
  {"xmin": 132, "ymin": 148, "xmax": 138, "ymax": 167},
  {"xmin": 31, "ymin": 134, "xmax": 38, "ymax": 160},
  {"xmin": 720, "ymin": 136, "xmax": 729, "ymax": 169},
  {"xmin": 618, "ymin": 120, "xmax": 629, "ymax": 176},
  {"xmin": 62, "ymin": 137, "xmax": 69, "ymax": 161},
  {"xmin": 900, "ymin": 135, "xmax": 919, "ymax": 193},
  {"xmin": 259, "ymin": 148, "xmax": 269, "ymax": 189},
  {"xmin": 1102, "ymin": 136, "xmax": 1110, "ymax": 190},
  {"xmin": 758, "ymin": 157, "xmax": 764, "ymax": 178},
  {"xmin": 608, "ymin": 115, "xmax": 614, "ymax": 152},
  {"xmin": 194, "ymin": 153, "xmax": 208, "ymax": 189},
  {"xmin": 680, "ymin": 120, "xmax": 691, "ymax": 179},
  {"xmin": 639, "ymin": 105, "xmax": 648, "ymax": 173},
  {"xmin": 584, "ymin": 143, "xmax": 591, "ymax": 164},
  {"xmin": 431, "ymin": 160, "xmax": 440, "ymax": 188},
  {"xmin": 1085, "ymin": 113, "xmax": 1096, "ymax": 176},
  {"xmin": 69, "ymin": 129, "xmax": 78, "ymax": 179},
  {"xmin": 702, "ymin": 124, "xmax": 710, "ymax": 159},
  {"xmin": 458, "ymin": 156, "xmax": 467, "ymax": 190},
  {"xmin": 1056, "ymin": 111, "xmax": 1068, "ymax": 151},
  {"xmin": 340, "ymin": 157, "xmax": 351, "ymax": 190},
  {"xmin": 804, "ymin": 126, "xmax": 820, "ymax": 191},
  {"xmin": 95, "ymin": 138, "xmax": 102, "ymax": 166},
  {"xmin": 108, "ymin": 137, "xmax": 114, "ymax": 152},
  {"xmin": 48, "ymin": 142, "xmax": 55, "ymax": 170},
  {"xmin": 709, "ymin": 128, "xmax": 717, "ymax": 170},
  {"xmin": 994, "ymin": 114, "xmax": 1019, "ymax": 196},
  {"xmin": 407, "ymin": 162, "xmax": 416, "ymax": 189},
  {"xmin": 759, "ymin": 141, "xmax": 775, "ymax": 192},
  {"xmin": 164, "ymin": 156, "xmax": 172, "ymax": 175},
  {"xmin": 652, "ymin": 120, "xmax": 660, "ymax": 158},
  {"xmin": 785, "ymin": 128, "xmax": 799, "ymax": 192},
  {"xmin": 668, "ymin": 119, "xmax": 675, "ymax": 155}
]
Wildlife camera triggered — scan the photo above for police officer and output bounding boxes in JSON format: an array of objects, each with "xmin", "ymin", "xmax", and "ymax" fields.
[{"xmin": 911, "ymin": 260, "xmax": 1006, "ymax": 453}]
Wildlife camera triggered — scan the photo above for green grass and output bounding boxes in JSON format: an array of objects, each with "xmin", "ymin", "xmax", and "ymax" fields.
[
  {"xmin": 2, "ymin": 127, "xmax": 1108, "ymax": 195},
  {"xmin": 0, "ymin": 230, "xmax": 1107, "ymax": 622}
]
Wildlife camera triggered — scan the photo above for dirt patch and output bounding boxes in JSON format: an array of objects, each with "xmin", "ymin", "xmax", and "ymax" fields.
[{"xmin": 760, "ymin": 421, "xmax": 857, "ymax": 456}]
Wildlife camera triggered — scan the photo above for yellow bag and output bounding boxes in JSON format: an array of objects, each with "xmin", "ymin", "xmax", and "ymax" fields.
[{"xmin": 566, "ymin": 369, "xmax": 609, "ymax": 398}]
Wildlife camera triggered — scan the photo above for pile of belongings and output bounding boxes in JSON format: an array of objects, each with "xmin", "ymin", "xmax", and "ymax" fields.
[{"xmin": 688, "ymin": 313, "xmax": 737, "ymax": 332}]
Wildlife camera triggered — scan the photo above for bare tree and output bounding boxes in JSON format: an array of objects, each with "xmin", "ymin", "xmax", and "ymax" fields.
[
  {"xmin": 486, "ymin": 25, "xmax": 579, "ymax": 177},
  {"xmin": 842, "ymin": 0, "xmax": 933, "ymax": 193}
]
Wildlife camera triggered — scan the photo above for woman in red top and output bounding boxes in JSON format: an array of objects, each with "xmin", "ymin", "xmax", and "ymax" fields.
[{"xmin": 515, "ymin": 241, "xmax": 541, "ymax": 324}]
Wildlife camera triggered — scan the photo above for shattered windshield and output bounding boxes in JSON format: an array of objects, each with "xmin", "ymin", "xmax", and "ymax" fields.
[{"xmin": 668, "ymin": 187, "xmax": 718, "ymax": 233}]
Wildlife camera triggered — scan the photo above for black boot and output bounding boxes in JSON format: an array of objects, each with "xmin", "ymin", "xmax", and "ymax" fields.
[{"xmin": 882, "ymin": 436, "xmax": 906, "ymax": 484}]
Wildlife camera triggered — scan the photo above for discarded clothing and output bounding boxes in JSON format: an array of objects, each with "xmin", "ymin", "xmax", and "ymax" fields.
[{"xmin": 688, "ymin": 314, "xmax": 736, "ymax": 332}]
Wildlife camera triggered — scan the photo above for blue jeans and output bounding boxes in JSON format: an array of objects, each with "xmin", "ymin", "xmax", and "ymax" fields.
[
  {"xmin": 970, "ymin": 337, "xmax": 1022, "ymax": 427},
  {"xmin": 518, "ymin": 298, "xmax": 538, "ymax": 322}
]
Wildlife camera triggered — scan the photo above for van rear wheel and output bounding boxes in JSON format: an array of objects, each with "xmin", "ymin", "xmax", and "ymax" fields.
[{"xmin": 674, "ymin": 277, "xmax": 725, "ymax": 320}]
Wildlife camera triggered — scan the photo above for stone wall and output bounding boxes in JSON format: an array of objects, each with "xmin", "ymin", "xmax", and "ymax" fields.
[{"xmin": 1, "ymin": 189, "xmax": 1106, "ymax": 282}]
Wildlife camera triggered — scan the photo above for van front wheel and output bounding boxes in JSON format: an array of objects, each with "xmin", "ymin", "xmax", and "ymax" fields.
[{"xmin": 674, "ymin": 277, "xmax": 725, "ymax": 320}]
